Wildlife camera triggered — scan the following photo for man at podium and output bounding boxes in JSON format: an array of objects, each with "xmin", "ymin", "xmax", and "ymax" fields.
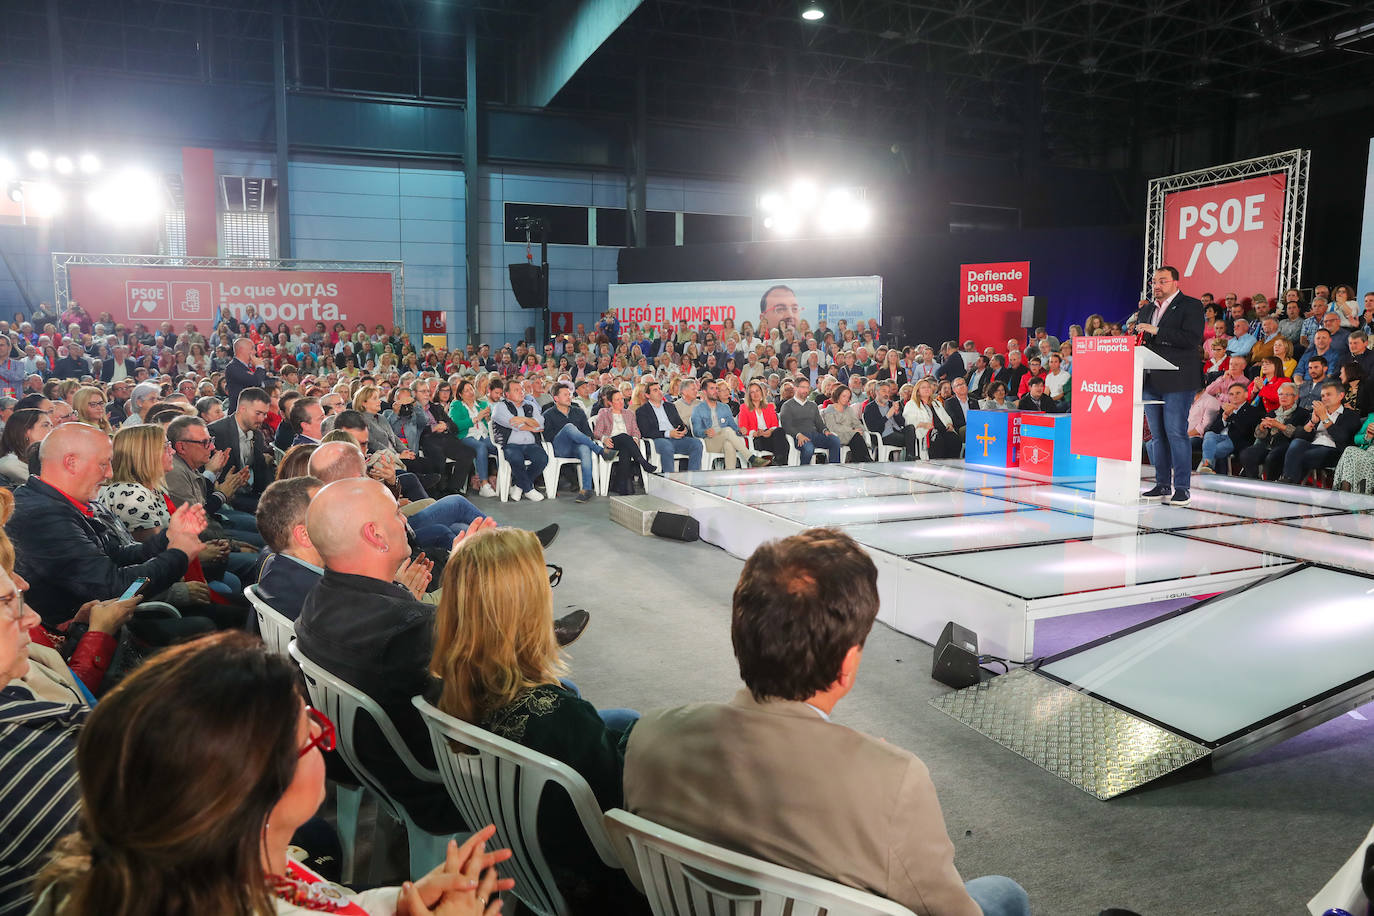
[{"xmin": 1131, "ymin": 266, "xmax": 1204, "ymax": 506}]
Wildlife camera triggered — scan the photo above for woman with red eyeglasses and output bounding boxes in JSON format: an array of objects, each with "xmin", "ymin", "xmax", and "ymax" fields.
[{"xmin": 34, "ymin": 632, "xmax": 513, "ymax": 915}]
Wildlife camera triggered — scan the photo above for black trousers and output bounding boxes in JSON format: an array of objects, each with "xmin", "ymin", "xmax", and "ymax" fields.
[
  {"xmin": 1238, "ymin": 440, "xmax": 1288, "ymax": 480},
  {"xmin": 421, "ymin": 430, "xmax": 476, "ymax": 492},
  {"xmin": 750, "ymin": 429, "xmax": 791, "ymax": 465},
  {"xmin": 843, "ymin": 432, "xmax": 871, "ymax": 462},
  {"xmin": 883, "ymin": 427, "xmax": 917, "ymax": 459}
]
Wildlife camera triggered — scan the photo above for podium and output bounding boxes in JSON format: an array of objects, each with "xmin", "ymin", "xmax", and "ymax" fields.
[
  {"xmin": 964, "ymin": 410, "xmax": 1022, "ymax": 468},
  {"xmin": 1069, "ymin": 337, "xmax": 1177, "ymax": 505},
  {"xmin": 1018, "ymin": 413, "xmax": 1096, "ymax": 478}
]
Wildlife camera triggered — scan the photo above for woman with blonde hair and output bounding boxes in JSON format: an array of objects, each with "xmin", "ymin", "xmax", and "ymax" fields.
[
  {"xmin": 903, "ymin": 378, "xmax": 959, "ymax": 459},
  {"xmin": 431, "ymin": 528, "xmax": 642, "ymax": 915},
  {"xmin": 72, "ymin": 386, "xmax": 112, "ymax": 434}
]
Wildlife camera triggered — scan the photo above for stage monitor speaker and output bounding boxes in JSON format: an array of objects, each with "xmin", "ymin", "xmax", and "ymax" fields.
[
  {"xmin": 1021, "ymin": 296, "xmax": 1047, "ymax": 329},
  {"xmin": 508, "ymin": 263, "xmax": 547, "ymax": 310},
  {"xmin": 931, "ymin": 621, "xmax": 981, "ymax": 688},
  {"xmin": 650, "ymin": 511, "xmax": 700, "ymax": 542}
]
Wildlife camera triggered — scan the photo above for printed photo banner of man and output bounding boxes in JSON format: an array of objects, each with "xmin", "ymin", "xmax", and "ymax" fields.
[{"xmin": 608, "ymin": 276, "xmax": 883, "ymax": 336}]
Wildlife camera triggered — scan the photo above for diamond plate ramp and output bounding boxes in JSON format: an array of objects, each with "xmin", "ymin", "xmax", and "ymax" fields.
[{"xmin": 930, "ymin": 668, "xmax": 1209, "ymax": 799}]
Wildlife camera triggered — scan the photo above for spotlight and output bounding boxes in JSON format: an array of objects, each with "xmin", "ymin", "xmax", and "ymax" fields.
[
  {"xmin": 801, "ymin": 4, "xmax": 824, "ymax": 21},
  {"xmin": 27, "ymin": 150, "xmax": 49, "ymax": 170},
  {"xmin": 6, "ymin": 182, "xmax": 22, "ymax": 204},
  {"xmin": 27, "ymin": 182, "xmax": 64, "ymax": 217},
  {"xmin": 772, "ymin": 212, "xmax": 802, "ymax": 236},
  {"xmin": 789, "ymin": 178, "xmax": 819, "ymax": 211},
  {"xmin": 53, "ymin": 156, "xmax": 74, "ymax": 175},
  {"xmin": 87, "ymin": 168, "xmax": 164, "ymax": 225},
  {"xmin": 759, "ymin": 191, "xmax": 783, "ymax": 213},
  {"xmin": 78, "ymin": 153, "xmax": 101, "ymax": 174}
]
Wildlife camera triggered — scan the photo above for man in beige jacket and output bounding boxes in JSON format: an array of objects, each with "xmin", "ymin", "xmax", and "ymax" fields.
[{"xmin": 624, "ymin": 528, "xmax": 1029, "ymax": 916}]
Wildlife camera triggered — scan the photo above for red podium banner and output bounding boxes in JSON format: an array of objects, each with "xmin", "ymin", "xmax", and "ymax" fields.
[
  {"xmin": 1160, "ymin": 172, "xmax": 1287, "ymax": 301},
  {"xmin": 959, "ymin": 262, "xmax": 1029, "ymax": 354},
  {"xmin": 1070, "ymin": 336, "xmax": 1135, "ymax": 461}
]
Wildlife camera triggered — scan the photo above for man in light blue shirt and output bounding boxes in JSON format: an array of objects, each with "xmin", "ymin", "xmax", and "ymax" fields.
[
  {"xmin": 1225, "ymin": 318, "xmax": 1257, "ymax": 358},
  {"xmin": 491, "ymin": 378, "xmax": 549, "ymax": 501},
  {"xmin": 691, "ymin": 379, "xmax": 769, "ymax": 470}
]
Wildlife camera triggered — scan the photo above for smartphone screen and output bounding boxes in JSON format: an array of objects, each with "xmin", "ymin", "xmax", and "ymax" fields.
[{"xmin": 119, "ymin": 578, "xmax": 149, "ymax": 601}]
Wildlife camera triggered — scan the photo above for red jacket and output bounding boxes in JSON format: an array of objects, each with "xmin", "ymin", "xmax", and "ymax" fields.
[
  {"xmin": 737, "ymin": 403, "xmax": 780, "ymax": 435},
  {"xmin": 29, "ymin": 626, "xmax": 116, "ymax": 694}
]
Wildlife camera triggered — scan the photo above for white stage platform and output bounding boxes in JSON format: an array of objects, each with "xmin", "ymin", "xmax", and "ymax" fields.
[{"xmin": 644, "ymin": 460, "xmax": 1374, "ymax": 660}]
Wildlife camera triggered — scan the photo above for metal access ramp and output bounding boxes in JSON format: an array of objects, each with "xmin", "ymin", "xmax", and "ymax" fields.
[{"xmin": 931, "ymin": 565, "xmax": 1374, "ymax": 799}]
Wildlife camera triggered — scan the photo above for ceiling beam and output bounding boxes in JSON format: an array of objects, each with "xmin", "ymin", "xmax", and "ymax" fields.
[{"xmin": 510, "ymin": 0, "xmax": 644, "ymax": 108}]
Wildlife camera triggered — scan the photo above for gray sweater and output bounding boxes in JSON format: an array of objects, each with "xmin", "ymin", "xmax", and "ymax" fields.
[{"xmin": 779, "ymin": 397, "xmax": 829, "ymax": 440}]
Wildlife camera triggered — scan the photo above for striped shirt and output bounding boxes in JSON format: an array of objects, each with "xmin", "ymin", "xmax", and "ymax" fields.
[{"xmin": 0, "ymin": 687, "xmax": 85, "ymax": 915}]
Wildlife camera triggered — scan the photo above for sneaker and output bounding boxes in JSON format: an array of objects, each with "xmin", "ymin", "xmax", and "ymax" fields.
[
  {"xmin": 1140, "ymin": 484, "xmax": 1170, "ymax": 501},
  {"xmin": 748, "ymin": 454, "xmax": 771, "ymax": 468},
  {"xmin": 508, "ymin": 488, "xmax": 521, "ymax": 502},
  {"xmin": 1196, "ymin": 463, "xmax": 1215, "ymax": 475},
  {"xmin": 478, "ymin": 483, "xmax": 497, "ymax": 498},
  {"xmin": 535, "ymin": 524, "xmax": 559, "ymax": 548},
  {"xmin": 525, "ymin": 488, "xmax": 545, "ymax": 502},
  {"xmin": 601, "ymin": 448, "xmax": 618, "ymax": 462},
  {"xmin": 1167, "ymin": 488, "xmax": 1191, "ymax": 506},
  {"xmin": 575, "ymin": 489, "xmax": 593, "ymax": 503}
]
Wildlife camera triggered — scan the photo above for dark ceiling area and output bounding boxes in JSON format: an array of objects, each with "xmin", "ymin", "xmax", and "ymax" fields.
[{"xmin": 5, "ymin": 0, "xmax": 1372, "ymax": 168}]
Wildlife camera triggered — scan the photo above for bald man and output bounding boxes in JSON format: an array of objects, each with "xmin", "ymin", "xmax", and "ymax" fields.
[
  {"xmin": 307, "ymin": 441, "xmax": 558, "ymax": 552},
  {"xmin": 294, "ymin": 478, "xmax": 485, "ymax": 835},
  {"xmin": 8, "ymin": 424, "xmax": 217, "ymax": 642},
  {"xmin": 225, "ymin": 337, "xmax": 267, "ymax": 411}
]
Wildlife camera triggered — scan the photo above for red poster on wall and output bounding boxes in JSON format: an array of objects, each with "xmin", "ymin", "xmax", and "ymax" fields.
[
  {"xmin": 959, "ymin": 262, "xmax": 1030, "ymax": 354},
  {"xmin": 1070, "ymin": 336, "xmax": 1135, "ymax": 461},
  {"xmin": 1160, "ymin": 172, "xmax": 1287, "ymax": 301},
  {"xmin": 66, "ymin": 264, "xmax": 396, "ymax": 333}
]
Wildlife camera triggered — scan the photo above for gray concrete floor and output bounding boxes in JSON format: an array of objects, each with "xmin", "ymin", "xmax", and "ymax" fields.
[{"xmin": 430, "ymin": 490, "xmax": 1374, "ymax": 916}]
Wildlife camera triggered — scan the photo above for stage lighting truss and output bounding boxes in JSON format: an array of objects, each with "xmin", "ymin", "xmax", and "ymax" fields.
[{"xmin": 758, "ymin": 180, "xmax": 872, "ymax": 237}]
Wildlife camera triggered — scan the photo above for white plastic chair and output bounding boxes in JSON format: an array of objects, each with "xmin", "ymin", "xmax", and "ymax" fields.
[
  {"xmin": 644, "ymin": 438, "xmax": 692, "ymax": 474},
  {"xmin": 604, "ymin": 809, "xmax": 919, "ymax": 916},
  {"xmin": 288, "ymin": 641, "xmax": 463, "ymax": 880},
  {"xmin": 412, "ymin": 697, "xmax": 625, "ymax": 916},
  {"xmin": 493, "ymin": 443, "xmax": 514, "ymax": 501},
  {"xmin": 866, "ymin": 430, "xmax": 905, "ymax": 462},
  {"xmin": 784, "ymin": 432, "xmax": 831, "ymax": 465},
  {"xmin": 542, "ymin": 441, "xmax": 587, "ymax": 499},
  {"xmin": 244, "ymin": 584, "xmax": 294, "ymax": 656}
]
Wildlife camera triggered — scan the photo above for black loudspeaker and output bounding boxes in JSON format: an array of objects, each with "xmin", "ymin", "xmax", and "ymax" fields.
[
  {"xmin": 1020, "ymin": 295, "xmax": 1047, "ymax": 329},
  {"xmin": 650, "ymin": 511, "xmax": 700, "ymax": 542},
  {"xmin": 508, "ymin": 263, "xmax": 547, "ymax": 310},
  {"xmin": 931, "ymin": 621, "xmax": 981, "ymax": 688}
]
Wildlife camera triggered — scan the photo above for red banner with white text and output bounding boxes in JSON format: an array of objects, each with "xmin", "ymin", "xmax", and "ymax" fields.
[
  {"xmin": 1160, "ymin": 172, "xmax": 1287, "ymax": 302},
  {"xmin": 66, "ymin": 263, "xmax": 397, "ymax": 333},
  {"xmin": 959, "ymin": 262, "xmax": 1030, "ymax": 354},
  {"xmin": 1070, "ymin": 336, "xmax": 1135, "ymax": 461}
]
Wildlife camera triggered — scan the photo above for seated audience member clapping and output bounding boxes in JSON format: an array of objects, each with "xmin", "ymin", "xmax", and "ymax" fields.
[
  {"xmin": 1280, "ymin": 380, "xmax": 1363, "ymax": 484},
  {"xmin": 1239, "ymin": 382, "xmax": 1308, "ymax": 480},
  {"xmin": 32, "ymin": 631, "xmax": 513, "ymax": 916},
  {"xmin": 623, "ymin": 528, "xmax": 1030, "ymax": 916},
  {"xmin": 253, "ymin": 476, "xmax": 329, "ymax": 621},
  {"xmin": 207, "ymin": 386, "xmax": 275, "ymax": 512},
  {"xmin": 8, "ymin": 424, "xmax": 218, "ymax": 644},
  {"xmin": 737, "ymin": 381, "xmax": 790, "ymax": 465},
  {"xmin": 819, "ymin": 385, "xmax": 872, "ymax": 462},
  {"xmin": 1197, "ymin": 383, "xmax": 1262, "ymax": 476},
  {"xmin": 864, "ymin": 380, "xmax": 916, "ymax": 459},
  {"xmin": 430, "ymin": 526, "xmax": 644, "ymax": 915}
]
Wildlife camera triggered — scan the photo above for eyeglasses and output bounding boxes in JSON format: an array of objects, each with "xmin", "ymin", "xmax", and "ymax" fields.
[
  {"xmin": 300, "ymin": 706, "xmax": 336, "ymax": 757},
  {"xmin": 178, "ymin": 438, "xmax": 214, "ymax": 448}
]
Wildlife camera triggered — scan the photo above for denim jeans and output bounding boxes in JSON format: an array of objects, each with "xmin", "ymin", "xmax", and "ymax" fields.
[
  {"xmin": 797, "ymin": 431, "xmax": 843, "ymax": 464},
  {"xmin": 1200, "ymin": 430, "xmax": 1235, "ymax": 472},
  {"xmin": 554, "ymin": 425, "xmax": 606, "ymax": 490},
  {"xmin": 503, "ymin": 441, "xmax": 549, "ymax": 493},
  {"xmin": 1142, "ymin": 383, "xmax": 1195, "ymax": 491},
  {"xmin": 462, "ymin": 435, "xmax": 493, "ymax": 479},
  {"xmin": 409, "ymin": 494, "xmax": 487, "ymax": 549},
  {"xmin": 560, "ymin": 678, "xmax": 641, "ymax": 734},
  {"xmin": 965, "ymin": 875, "xmax": 1031, "ymax": 916},
  {"xmin": 1281, "ymin": 439, "xmax": 1339, "ymax": 482},
  {"xmin": 651, "ymin": 435, "xmax": 704, "ymax": 472}
]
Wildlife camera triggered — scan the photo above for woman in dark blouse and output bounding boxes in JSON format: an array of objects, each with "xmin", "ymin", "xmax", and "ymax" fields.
[{"xmin": 430, "ymin": 528, "xmax": 643, "ymax": 915}]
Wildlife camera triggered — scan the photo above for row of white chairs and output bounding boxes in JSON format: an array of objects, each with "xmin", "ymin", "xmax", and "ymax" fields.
[{"xmin": 245, "ymin": 585, "xmax": 914, "ymax": 916}]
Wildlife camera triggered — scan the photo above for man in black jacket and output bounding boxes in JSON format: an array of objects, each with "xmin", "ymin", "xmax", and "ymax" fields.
[
  {"xmin": 543, "ymin": 382, "xmax": 617, "ymax": 503},
  {"xmin": 1279, "ymin": 380, "xmax": 1362, "ymax": 484},
  {"xmin": 295, "ymin": 478, "xmax": 487, "ymax": 834},
  {"xmin": 7, "ymin": 424, "xmax": 210, "ymax": 638},
  {"xmin": 51, "ymin": 343, "xmax": 92, "ymax": 381},
  {"xmin": 100, "ymin": 345, "xmax": 138, "ymax": 383},
  {"xmin": 1196, "ymin": 382, "xmax": 1262, "ymax": 475},
  {"xmin": 253, "ymin": 476, "xmax": 327, "ymax": 622},
  {"xmin": 1133, "ymin": 265, "xmax": 1206, "ymax": 506},
  {"xmin": 208, "ymin": 387, "xmax": 274, "ymax": 512},
  {"xmin": 225, "ymin": 337, "xmax": 267, "ymax": 411},
  {"xmin": 1017, "ymin": 377, "xmax": 1061, "ymax": 413},
  {"xmin": 863, "ymin": 381, "xmax": 915, "ymax": 459}
]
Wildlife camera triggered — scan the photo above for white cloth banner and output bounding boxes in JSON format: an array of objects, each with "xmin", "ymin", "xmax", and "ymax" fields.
[{"xmin": 608, "ymin": 276, "xmax": 883, "ymax": 334}]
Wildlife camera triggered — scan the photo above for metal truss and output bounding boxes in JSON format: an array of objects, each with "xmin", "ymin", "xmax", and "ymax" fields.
[
  {"xmin": 51, "ymin": 252, "xmax": 406, "ymax": 328},
  {"xmin": 1141, "ymin": 149, "xmax": 1310, "ymax": 298}
]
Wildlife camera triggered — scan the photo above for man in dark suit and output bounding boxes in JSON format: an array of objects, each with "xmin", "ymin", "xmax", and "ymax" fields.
[
  {"xmin": 944, "ymin": 377, "xmax": 975, "ymax": 440},
  {"xmin": 1134, "ymin": 265, "xmax": 1205, "ymax": 506},
  {"xmin": 225, "ymin": 337, "xmax": 267, "ymax": 412},
  {"xmin": 1279, "ymin": 380, "xmax": 1362, "ymax": 484},
  {"xmin": 208, "ymin": 386, "xmax": 274, "ymax": 512},
  {"xmin": 253, "ymin": 476, "xmax": 326, "ymax": 621},
  {"xmin": 635, "ymin": 380, "xmax": 704, "ymax": 471},
  {"xmin": 100, "ymin": 344, "xmax": 139, "ymax": 382},
  {"xmin": 52, "ymin": 343, "xmax": 92, "ymax": 380}
]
